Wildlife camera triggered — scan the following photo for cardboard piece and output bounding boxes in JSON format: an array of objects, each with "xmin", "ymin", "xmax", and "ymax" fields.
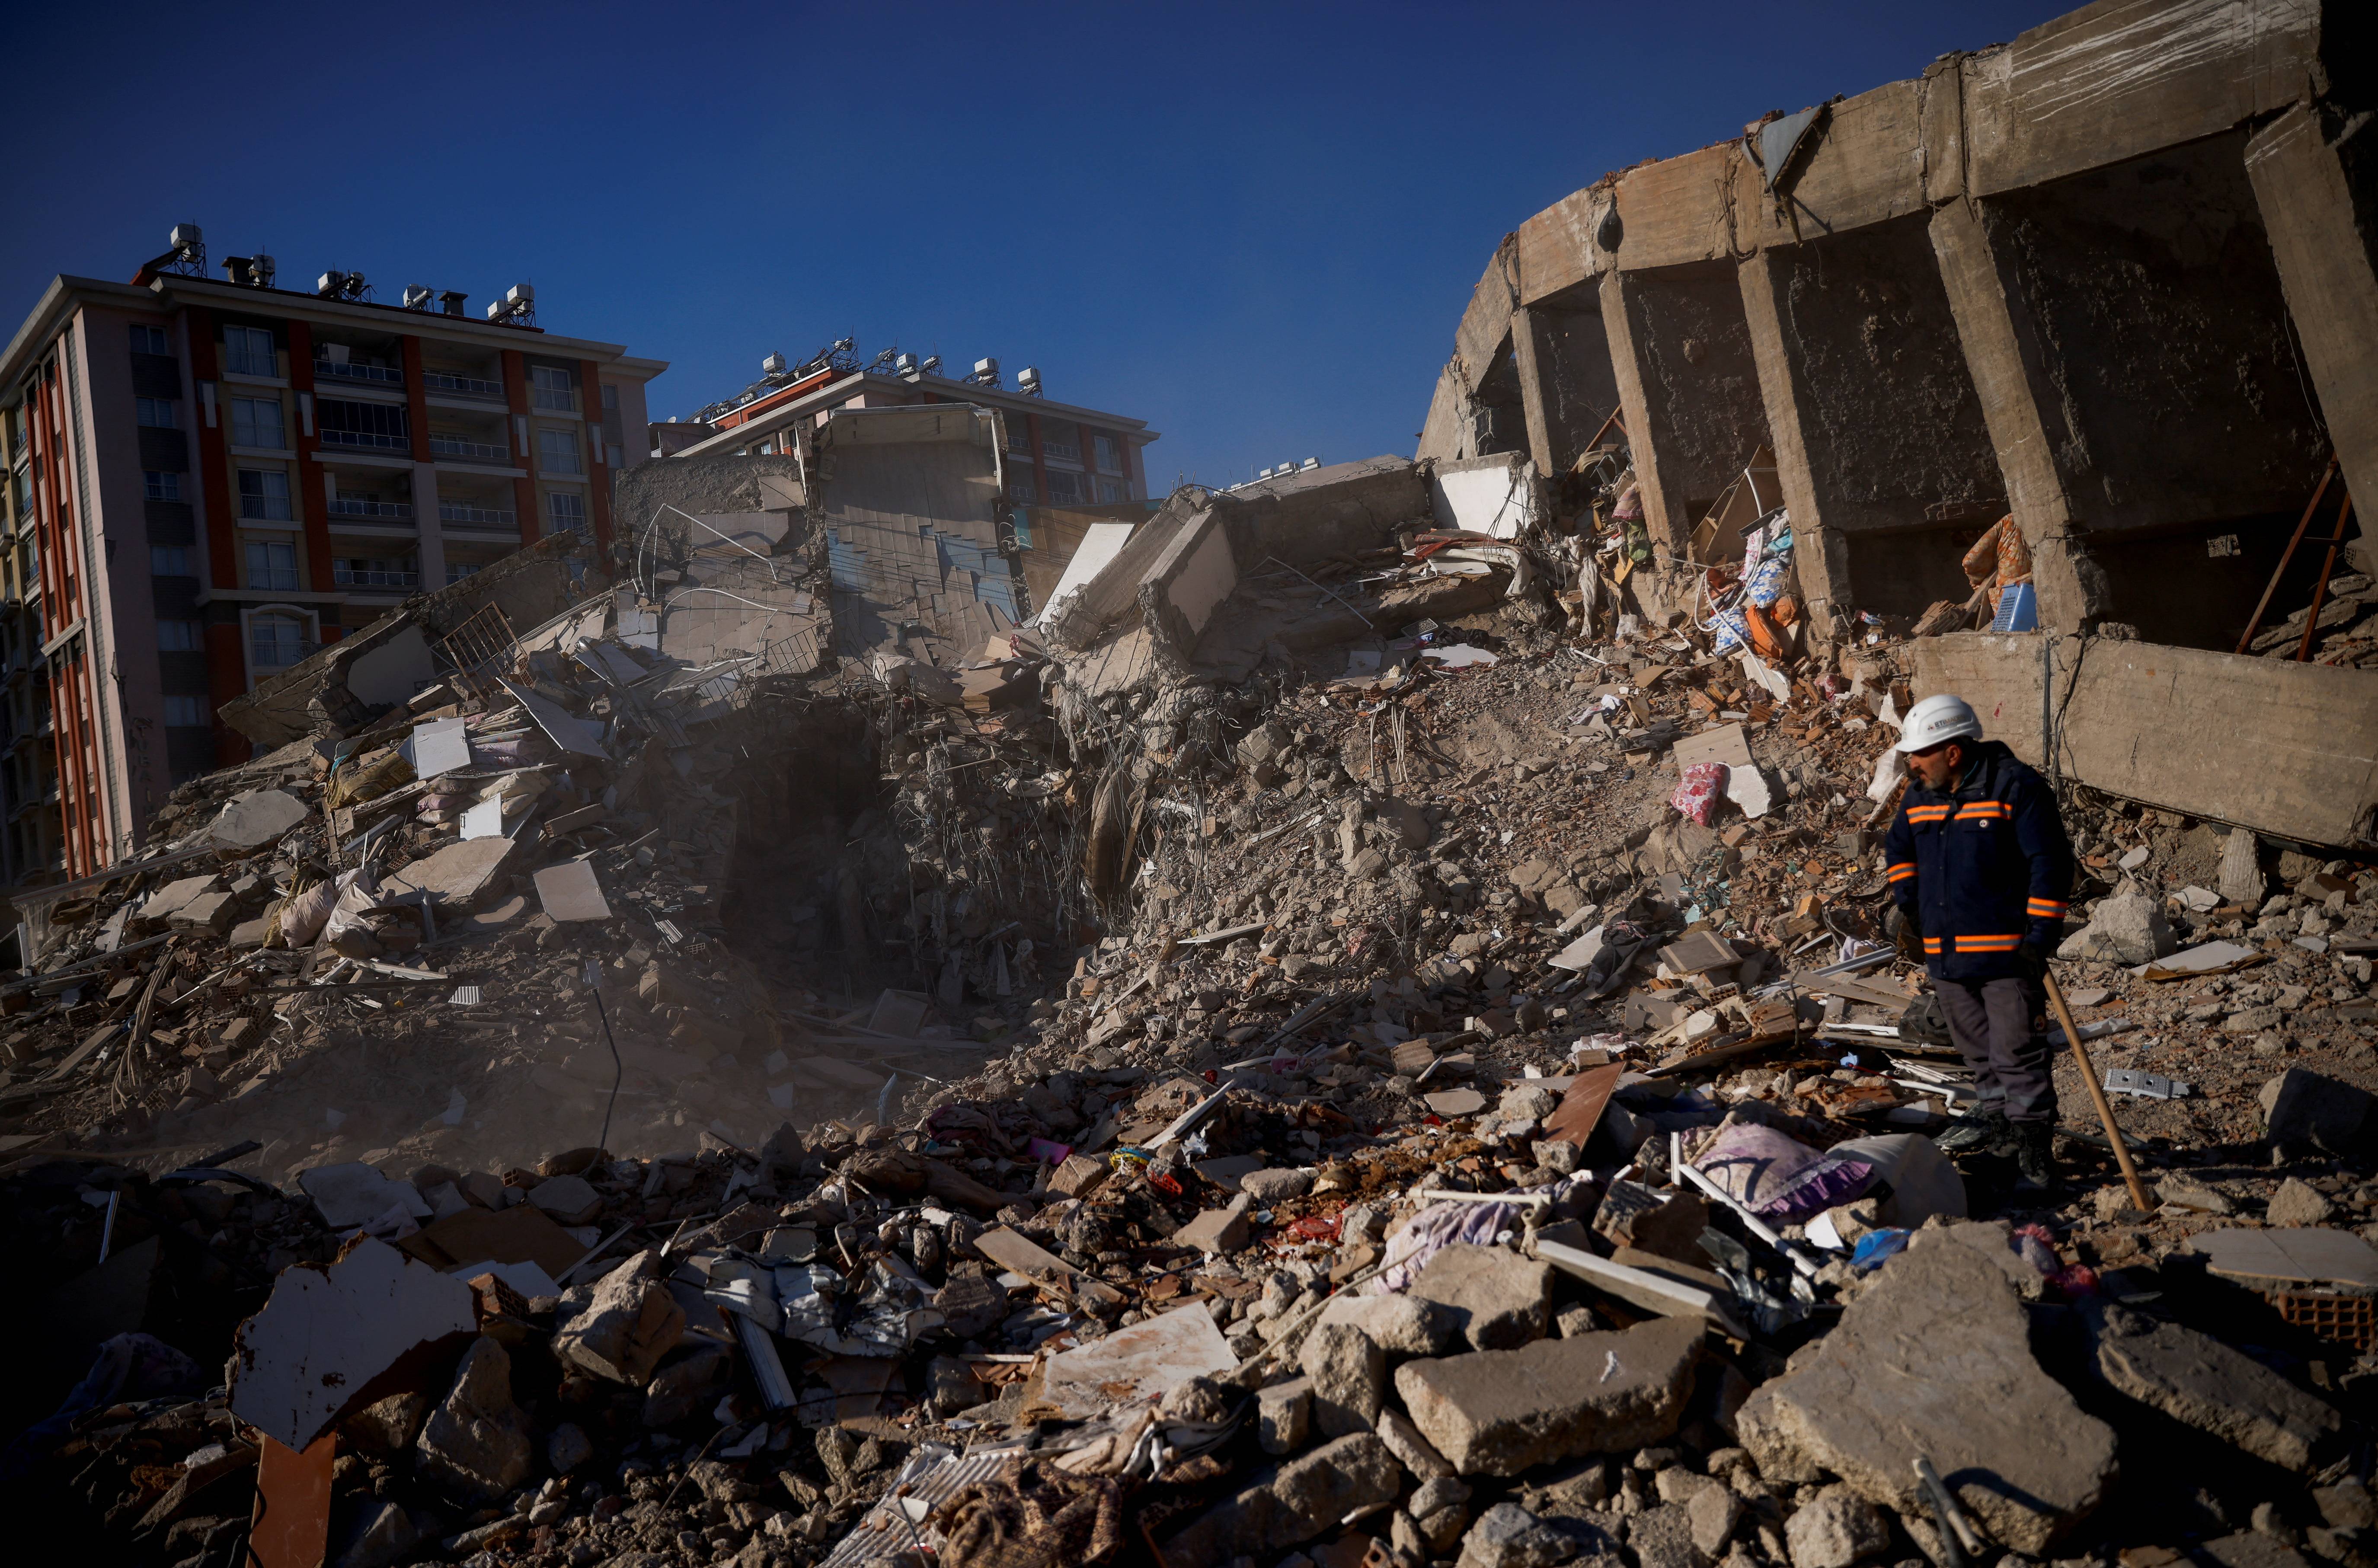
[{"xmin": 972, "ymin": 1225, "xmax": 1078, "ymax": 1278}]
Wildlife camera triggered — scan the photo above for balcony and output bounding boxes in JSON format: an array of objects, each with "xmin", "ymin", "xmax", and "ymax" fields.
[
  {"xmin": 334, "ymin": 567, "xmax": 419, "ymax": 589},
  {"xmin": 431, "ymin": 435, "xmax": 509, "ymax": 465},
  {"xmin": 1039, "ymin": 437, "xmax": 1082, "ymax": 463},
  {"xmin": 424, "ymin": 371, "xmax": 504, "ymax": 399},
  {"xmin": 320, "ymin": 428, "xmax": 409, "ymax": 452},
  {"xmin": 316, "ymin": 360, "xmax": 402, "ymax": 386},
  {"xmin": 329, "ymin": 498, "xmax": 413, "ymax": 521},
  {"xmin": 438, "ymin": 502, "xmax": 516, "ymax": 530}
]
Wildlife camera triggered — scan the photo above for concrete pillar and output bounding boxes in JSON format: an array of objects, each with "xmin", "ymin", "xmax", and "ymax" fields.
[
  {"xmin": 1927, "ymin": 200, "xmax": 2112, "ymax": 630},
  {"xmin": 1597, "ymin": 270, "xmax": 1689, "ymax": 558},
  {"xmin": 2247, "ymin": 104, "xmax": 2378, "ymax": 575},
  {"xmin": 1508, "ymin": 305, "xmax": 1557, "ymax": 480},
  {"xmin": 411, "ymin": 462, "xmax": 447, "ymax": 591},
  {"xmin": 1736, "ymin": 251, "xmax": 1851, "ymax": 636}
]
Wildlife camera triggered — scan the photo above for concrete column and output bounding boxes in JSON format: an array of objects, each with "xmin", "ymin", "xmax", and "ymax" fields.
[
  {"xmin": 1508, "ymin": 305, "xmax": 1557, "ymax": 480},
  {"xmin": 1927, "ymin": 200, "xmax": 2112, "ymax": 630},
  {"xmin": 1597, "ymin": 270, "xmax": 1690, "ymax": 558},
  {"xmin": 411, "ymin": 462, "xmax": 447, "ymax": 592},
  {"xmin": 2247, "ymin": 104, "xmax": 2378, "ymax": 575},
  {"xmin": 1736, "ymin": 251, "xmax": 1851, "ymax": 635}
]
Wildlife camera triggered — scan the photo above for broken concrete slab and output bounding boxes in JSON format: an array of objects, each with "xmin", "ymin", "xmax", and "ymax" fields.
[
  {"xmin": 211, "ymin": 788, "xmax": 311, "ymax": 849},
  {"xmin": 1454, "ymin": 1502, "xmax": 1576, "ymax": 1568},
  {"xmin": 2258, "ymin": 1067, "xmax": 2377, "ymax": 1157},
  {"xmin": 2055, "ymin": 884, "xmax": 2176, "ymax": 965},
  {"xmin": 1394, "ymin": 1315, "xmax": 1704, "ymax": 1475},
  {"xmin": 552, "ymin": 1251, "xmax": 685, "ymax": 1386},
  {"xmin": 1301, "ymin": 1319, "xmax": 1389, "ymax": 1437},
  {"xmin": 383, "ymin": 837, "xmax": 518, "ymax": 911},
  {"xmin": 1156, "ymin": 1432, "xmax": 1403, "ymax": 1563},
  {"xmin": 299, "ymin": 1162, "xmax": 433, "ymax": 1229},
  {"xmin": 414, "ymin": 1335, "xmax": 534, "ymax": 1503},
  {"xmin": 1408, "ymin": 1243, "xmax": 1555, "ymax": 1351},
  {"xmin": 1782, "ymin": 1485, "xmax": 1890, "ymax": 1568},
  {"xmin": 532, "ymin": 860, "xmax": 613, "ymax": 923},
  {"xmin": 1314, "ymin": 1291, "xmax": 1463, "ymax": 1358},
  {"xmin": 1735, "ymin": 1236, "xmax": 2115, "ymax": 1555},
  {"xmin": 228, "ymin": 1237, "xmax": 478, "ymax": 1452},
  {"xmin": 2086, "ymin": 1302, "xmax": 2341, "ymax": 1471},
  {"xmin": 1175, "ymin": 1194, "xmax": 1252, "ymax": 1255},
  {"xmin": 1035, "ymin": 1303, "xmax": 1236, "ymax": 1421}
]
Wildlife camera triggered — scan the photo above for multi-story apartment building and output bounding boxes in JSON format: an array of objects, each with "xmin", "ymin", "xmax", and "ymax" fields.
[
  {"xmin": 661, "ymin": 350, "xmax": 1155, "ymax": 511},
  {"xmin": 0, "ymin": 227, "xmax": 666, "ymax": 888}
]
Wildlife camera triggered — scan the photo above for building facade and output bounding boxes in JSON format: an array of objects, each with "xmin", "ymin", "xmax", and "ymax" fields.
[
  {"xmin": 659, "ymin": 358, "xmax": 1155, "ymax": 515},
  {"xmin": 0, "ymin": 240, "xmax": 666, "ymax": 888}
]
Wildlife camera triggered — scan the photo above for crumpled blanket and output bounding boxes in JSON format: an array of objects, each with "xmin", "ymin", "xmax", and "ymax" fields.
[
  {"xmin": 1961, "ymin": 515, "xmax": 2032, "ymax": 611},
  {"xmin": 1671, "ymin": 762, "xmax": 1727, "ymax": 826},
  {"xmin": 929, "ymin": 1459, "xmax": 1124, "ymax": 1568}
]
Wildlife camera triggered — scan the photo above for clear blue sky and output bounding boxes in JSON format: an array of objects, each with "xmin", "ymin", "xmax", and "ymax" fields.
[{"xmin": 7, "ymin": 1, "xmax": 2058, "ymax": 490}]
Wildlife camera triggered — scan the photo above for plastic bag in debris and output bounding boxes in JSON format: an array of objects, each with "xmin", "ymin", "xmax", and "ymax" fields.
[
  {"xmin": 769, "ymin": 1258, "xmax": 940, "ymax": 1357},
  {"xmin": 282, "ymin": 868, "xmax": 366, "ymax": 946},
  {"xmin": 1864, "ymin": 746, "xmax": 1907, "ymax": 805},
  {"xmin": 1671, "ymin": 763, "xmax": 1727, "ymax": 827},
  {"xmin": 1696, "ymin": 1225, "xmax": 1813, "ymax": 1336},
  {"xmin": 320, "ymin": 869, "xmax": 384, "ymax": 946},
  {"xmin": 1687, "ymin": 1115, "xmax": 1879, "ymax": 1221},
  {"xmin": 1851, "ymin": 1228, "xmax": 1910, "ymax": 1272}
]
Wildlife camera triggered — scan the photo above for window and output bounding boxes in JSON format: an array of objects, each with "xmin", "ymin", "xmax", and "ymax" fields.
[
  {"xmin": 157, "ymin": 620, "xmax": 204, "ymax": 651},
  {"xmin": 249, "ymin": 612, "xmax": 306, "ymax": 669},
  {"xmin": 1006, "ymin": 472, "xmax": 1037, "ymax": 504},
  {"xmin": 223, "ymin": 326, "xmax": 276, "ymax": 378},
  {"xmin": 446, "ymin": 562, "xmax": 483, "ymax": 586},
  {"xmin": 1044, "ymin": 469, "xmax": 1082, "ymax": 505},
  {"xmin": 135, "ymin": 397, "xmax": 177, "ymax": 429},
  {"xmin": 1004, "ymin": 419, "xmax": 1032, "ymax": 456},
  {"xmin": 245, "ymin": 540, "xmax": 298, "ymax": 591},
  {"xmin": 144, "ymin": 470, "xmax": 182, "ymax": 501},
  {"xmin": 130, "ymin": 325, "xmax": 169, "ymax": 357},
  {"xmin": 1093, "ymin": 433, "xmax": 1123, "ymax": 473},
  {"xmin": 162, "ymin": 695, "xmax": 209, "ymax": 727},
  {"xmin": 531, "ymin": 365, "xmax": 576, "ymax": 412},
  {"xmin": 150, "ymin": 546, "xmax": 193, "ymax": 576},
  {"xmin": 333, "ymin": 556, "xmax": 418, "ymax": 588},
  {"xmin": 230, "ymin": 396, "xmax": 282, "ymax": 449},
  {"xmin": 316, "ymin": 398, "xmax": 408, "ymax": 450},
  {"xmin": 547, "ymin": 492, "xmax": 587, "ymax": 533},
  {"xmin": 537, "ymin": 428, "xmax": 582, "ymax": 474},
  {"xmin": 1096, "ymin": 475, "xmax": 1128, "ymax": 504},
  {"xmin": 237, "ymin": 469, "xmax": 291, "ymax": 521},
  {"xmin": 601, "ymin": 384, "xmax": 619, "ymax": 412}
]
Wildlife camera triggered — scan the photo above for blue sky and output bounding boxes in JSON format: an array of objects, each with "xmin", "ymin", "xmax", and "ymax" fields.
[{"xmin": 6, "ymin": 1, "xmax": 2057, "ymax": 489}]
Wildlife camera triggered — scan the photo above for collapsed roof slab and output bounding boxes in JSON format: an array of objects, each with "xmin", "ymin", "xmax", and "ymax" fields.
[{"xmin": 1908, "ymin": 631, "xmax": 2378, "ymax": 849}]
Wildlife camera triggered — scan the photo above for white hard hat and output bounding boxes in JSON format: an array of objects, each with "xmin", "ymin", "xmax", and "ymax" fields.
[{"xmin": 1895, "ymin": 693, "xmax": 1983, "ymax": 753}]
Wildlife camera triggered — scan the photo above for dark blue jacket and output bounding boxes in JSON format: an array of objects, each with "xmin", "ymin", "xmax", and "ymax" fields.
[{"xmin": 1883, "ymin": 739, "xmax": 2072, "ymax": 982}]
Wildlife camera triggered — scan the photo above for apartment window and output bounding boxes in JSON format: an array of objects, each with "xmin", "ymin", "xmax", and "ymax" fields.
[
  {"xmin": 333, "ymin": 556, "xmax": 418, "ymax": 588},
  {"xmin": 223, "ymin": 326, "xmax": 277, "ymax": 378},
  {"xmin": 547, "ymin": 492, "xmax": 587, "ymax": 533},
  {"xmin": 1096, "ymin": 476, "xmax": 1128, "ymax": 504},
  {"xmin": 144, "ymin": 470, "xmax": 183, "ymax": 501},
  {"xmin": 445, "ymin": 562, "xmax": 483, "ymax": 586},
  {"xmin": 316, "ymin": 398, "xmax": 408, "ymax": 450},
  {"xmin": 1004, "ymin": 420, "xmax": 1032, "ymax": 456},
  {"xmin": 1006, "ymin": 472, "xmax": 1037, "ymax": 504},
  {"xmin": 150, "ymin": 545, "xmax": 193, "ymax": 576},
  {"xmin": 230, "ymin": 396, "xmax": 282, "ymax": 449},
  {"xmin": 131, "ymin": 325, "xmax": 170, "ymax": 357},
  {"xmin": 537, "ymin": 428, "xmax": 582, "ymax": 474},
  {"xmin": 157, "ymin": 620, "xmax": 204, "ymax": 651},
  {"xmin": 1093, "ymin": 433, "xmax": 1123, "ymax": 473},
  {"xmin": 1044, "ymin": 469, "xmax": 1082, "ymax": 505},
  {"xmin": 135, "ymin": 397, "xmax": 177, "ymax": 429},
  {"xmin": 238, "ymin": 469, "xmax": 292, "ymax": 521},
  {"xmin": 163, "ymin": 695, "xmax": 208, "ymax": 727},
  {"xmin": 249, "ymin": 611, "xmax": 306, "ymax": 669},
  {"xmin": 245, "ymin": 539, "xmax": 299, "ymax": 591},
  {"xmin": 531, "ymin": 365, "xmax": 576, "ymax": 412}
]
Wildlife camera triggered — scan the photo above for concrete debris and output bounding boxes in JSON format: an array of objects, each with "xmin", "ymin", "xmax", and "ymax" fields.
[{"xmin": 8, "ymin": 10, "xmax": 2378, "ymax": 1562}]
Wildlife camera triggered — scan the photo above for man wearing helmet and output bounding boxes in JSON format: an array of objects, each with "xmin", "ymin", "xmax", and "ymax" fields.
[{"xmin": 1882, "ymin": 693, "xmax": 2074, "ymax": 1193}]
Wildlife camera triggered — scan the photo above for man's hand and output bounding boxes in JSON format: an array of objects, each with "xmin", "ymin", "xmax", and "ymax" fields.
[
  {"xmin": 2014, "ymin": 942, "xmax": 2049, "ymax": 985},
  {"xmin": 1890, "ymin": 906, "xmax": 1924, "ymax": 962}
]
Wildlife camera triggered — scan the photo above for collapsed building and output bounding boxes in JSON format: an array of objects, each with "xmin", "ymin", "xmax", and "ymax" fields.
[{"xmin": 3, "ymin": 4, "xmax": 2378, "ymax": 1568}]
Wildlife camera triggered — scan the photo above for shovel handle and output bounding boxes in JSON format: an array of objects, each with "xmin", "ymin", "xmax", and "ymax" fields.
[{"xmin": 2042, "ymin": 967, "xmax": 2155, "ymax": 1212}]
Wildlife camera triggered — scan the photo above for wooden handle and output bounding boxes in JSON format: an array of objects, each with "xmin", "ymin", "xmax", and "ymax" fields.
[{"xmin": 2042, "ymin": 966, "xmax": 2155, "ymax": 1212}]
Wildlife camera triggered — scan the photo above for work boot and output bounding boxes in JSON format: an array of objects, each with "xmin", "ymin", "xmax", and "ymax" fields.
[
  {"xmin": 2011, "ymin": 1121, "xmax": 2061, "ymax": 1196},
  {"xmin": 1935, "ymin": 1106, "xmax": 2010, "ymax": 1155}
]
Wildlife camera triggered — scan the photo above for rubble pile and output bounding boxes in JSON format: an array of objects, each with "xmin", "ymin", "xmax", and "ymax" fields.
[{"xmin": 0, "ymin": 454, "xmax": 2375, "ymax": 1568}]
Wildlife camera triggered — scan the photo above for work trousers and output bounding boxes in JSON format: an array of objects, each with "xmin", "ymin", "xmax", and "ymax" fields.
[{"xmin": 1934, "ymin": 974, "xmax": 2057, "ymax": 1125}]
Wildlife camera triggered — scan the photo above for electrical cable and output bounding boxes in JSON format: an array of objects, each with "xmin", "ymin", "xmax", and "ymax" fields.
[{"xmin": 585, "ymin": 960, "xmax": 623, "ymax": 1153}]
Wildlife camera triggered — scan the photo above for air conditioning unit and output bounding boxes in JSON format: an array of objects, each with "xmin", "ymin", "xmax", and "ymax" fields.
[
  {"xmin": 762, "ymin": 352, "xmax": 788, "ymax": 376},
  {"xmin": 169, "ymin": 223, "xmax": 204, "ymax": 252},
  {"xmin": 317, "ymin": 271, "xmax": 343, "ymax": 297},
  {"xmin": 506, "ymin": 283, "xmax": 534, "ymax": 307},
  {"xmin": 895, "ymin": 353, "xmax": 918, "ymax": 378},
  {"xmin": 323, "ymin": 343, "xmax": 351, "ymax": 365}
]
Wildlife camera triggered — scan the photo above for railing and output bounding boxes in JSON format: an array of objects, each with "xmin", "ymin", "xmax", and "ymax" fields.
[
  {"xmin": 316, "ymin": 360, "xmax": 402, "ymax": 385},
  {"xmin": 1039, "ymin": 438, "xmax": 1081, "ymax": 462},
  {"xmin": 438, "ymin": 503, "xmax": 516, "ymax": 529},
  {"xmin": 334, "ymin": 568, "xmax": 420, "ymax": 589},
  {"xmin": 319, "ymin": 428, "xmax": 408, "ymax": 451},
  {"xmin": 424, "ymin": 371, "xmax": 504, "ymax": 398},
  {"xmin": 329, "ymin": 498, "xmax": 413, "ymax": 520},
  {"xmin": 239, "ymin": 500, "xmax": 294, "ymax": 521},
  {"xmin": 430, "ymin": 435, "xmax": 508, "ymax": 463}
]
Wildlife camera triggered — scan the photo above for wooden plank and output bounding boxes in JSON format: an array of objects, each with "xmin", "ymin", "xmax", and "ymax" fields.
[{"xmin": 1797, "ymin": 971, "xmax": 1918, "ymax": 1011}]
